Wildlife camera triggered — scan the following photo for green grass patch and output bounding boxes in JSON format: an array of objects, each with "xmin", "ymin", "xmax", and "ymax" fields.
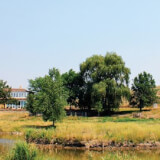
[{"xmin": 99, "ymin": 117, "xmax": 160, "ymax": 123}]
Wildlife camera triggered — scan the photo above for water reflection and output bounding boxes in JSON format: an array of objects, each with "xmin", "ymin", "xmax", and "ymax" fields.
[
  {"xmin": 38, "ymin": 149, "xmax": 160, "ymax": 160},
  {"xmin": 0, "ymin": 138, "xmax": 14, "ymax": 145},
  {"xmin": 0, "ymin": 135, "xmax": 160, "ymax": 160},
  {"xmin": 0, "ymin": 135, "xmax": 16, "ymax": 159}
]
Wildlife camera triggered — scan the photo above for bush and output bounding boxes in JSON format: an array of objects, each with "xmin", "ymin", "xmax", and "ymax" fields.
[{"xmin": 6, "ymin": 141, "xmax": 37, "ymax": 160}]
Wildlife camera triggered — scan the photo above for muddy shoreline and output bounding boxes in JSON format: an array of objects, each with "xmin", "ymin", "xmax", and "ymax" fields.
[
  {"xmin": 27, "ymin": 139, "xmax": 160, "ymax": 151},
  {"xmin": 1, "ymin": 131, "xmax": 160, "ymax": 151}
]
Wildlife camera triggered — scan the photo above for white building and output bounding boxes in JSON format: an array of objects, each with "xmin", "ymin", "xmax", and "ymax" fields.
[{"xmin": 7, "ymin": 87, "xmax": 28, "ymax": 109}]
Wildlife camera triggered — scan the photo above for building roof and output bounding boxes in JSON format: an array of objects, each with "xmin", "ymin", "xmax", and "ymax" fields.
[
  {"xmin": 11, "ymin": 86, "xmax": 28, "ymax": 92},
  {"xmin": 11, "ymin": 88, "xmax": 27, "ymax": 92},
  {"xmin": 14, "ymin": 97, "xmax": 27, "ymax": 100}
]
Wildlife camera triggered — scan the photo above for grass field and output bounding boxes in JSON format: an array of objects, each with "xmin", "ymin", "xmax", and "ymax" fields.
[{"xmin": 1, "ymin": 107, "xmax": 160, "ymax": 144}]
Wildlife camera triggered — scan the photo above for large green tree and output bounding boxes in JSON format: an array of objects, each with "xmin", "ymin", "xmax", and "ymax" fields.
[
  {"xmin": 62, "ymin": 69, "xmax": 80, "ymax": 109},
  {"xmin": 130, "ymin": 72, "xmax": 157, "ymax": 111},
  {"xmin": 80, "ymin": 52, "xmax": 130, "ymax": 114},
  {"xmin": 27, "ymin": 68, "xmax": 66, "ymax": 127}
]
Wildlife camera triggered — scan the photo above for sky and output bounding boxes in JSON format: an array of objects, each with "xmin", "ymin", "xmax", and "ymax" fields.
[{"xmin": 0, "ymin": 0, "xmax": 160, "ymax": 88}]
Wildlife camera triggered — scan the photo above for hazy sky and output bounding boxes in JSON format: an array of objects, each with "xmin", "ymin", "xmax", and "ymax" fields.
[{"xmin": 0, "ymin": 0, "xmax": 160, "ymax": 88}]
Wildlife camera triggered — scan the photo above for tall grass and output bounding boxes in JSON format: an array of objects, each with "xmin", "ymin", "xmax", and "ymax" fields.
[
  {"xmin": 25, "ymin": 120, "xmax": 160, "ymax": 144},
  {"xmin": 6, "ymin": 141, "xmax": 37, "ymax": 160},
  {"xmin": 1, "ymin": 109, "xmax": 160, "ymax": 145}
]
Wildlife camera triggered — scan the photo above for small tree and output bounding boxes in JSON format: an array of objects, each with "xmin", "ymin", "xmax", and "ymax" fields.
[
  {"xmin": 130, "ymin": 72, "xmax": 157, "ymax": 111},
  {"xmin": 0, "ymin": 80, "xmax": 15, "ymax": 109},
  {"xmin": 27, "ymin": 68, "xmax": 67, "ymax": 127}
]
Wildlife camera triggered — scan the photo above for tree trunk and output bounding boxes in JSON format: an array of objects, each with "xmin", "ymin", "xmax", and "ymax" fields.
[
  {"xmin": 4, "ymin": 104, "xmax": 5, "ymax": 109},
  {"xmin": 107, "ymin": 105, "xmax": 111, "ymax": 115},
  {"xmin": 140, "ymin": 107, "xmax": 142, "ymax": 112},
  {"xmin": 53, "ymin": 121, "xmax": 55, "ymax": 128},
  {"xmin": 139, "ymin": 100, "xmax": 143, "ymax": 112}
]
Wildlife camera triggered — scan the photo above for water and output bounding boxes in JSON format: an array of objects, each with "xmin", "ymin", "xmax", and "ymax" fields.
[
  {"xmin": 0, "ymin": 135, "xmax": 160, "ymax": 160},
  {"xmin": 36, "ymin": 148, "xmax": 160, "ymax": 160}
]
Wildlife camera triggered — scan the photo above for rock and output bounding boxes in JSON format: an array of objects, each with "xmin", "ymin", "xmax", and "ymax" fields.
[
  {"xmin": 11, "ymin": 131, "xmax": 23, "ymax": 136},
  {"xmin": 132, "ymin": 113, "xmax": 142, "ymax": 118}
]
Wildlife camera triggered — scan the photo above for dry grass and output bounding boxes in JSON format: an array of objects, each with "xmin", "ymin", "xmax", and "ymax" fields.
[
  {"xmin": 0, "ymin": 111, "xmax": 52, "ymax": 132},
  {"xmin": 118, "ymin": 107, "xmax": 160, "ymax": 119},
  {"xmin": 50, "ymin": 120, "xmax": 160, "ymax": 143},
  {"xmin": 1, "ymin": 108, "xmax": 160, "ymax": 143}
]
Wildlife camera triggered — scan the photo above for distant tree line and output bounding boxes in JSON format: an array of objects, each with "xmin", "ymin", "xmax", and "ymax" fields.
[
  {"xmin": 0, "ymin": 52, "xmax": 158, "ymax": 126},
  {"xmin": 26, "ymin": 52, "xmax": 158, "ymax": 126}
]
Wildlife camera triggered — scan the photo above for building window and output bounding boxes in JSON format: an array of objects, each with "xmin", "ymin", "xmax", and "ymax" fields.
[{"xmin": 20, "ymin": 101, "xmax": 26, "ymax": 108}]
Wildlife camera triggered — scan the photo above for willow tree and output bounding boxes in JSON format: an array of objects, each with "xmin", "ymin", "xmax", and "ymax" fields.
[{"xmin": 80, "ymin": 52, "xmax": 130, "ymax": 114}]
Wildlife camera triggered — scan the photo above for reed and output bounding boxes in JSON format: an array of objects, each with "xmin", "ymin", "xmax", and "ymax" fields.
[{"xmin": 6, "ymin": 141, "xmax": 37, "ymax": 160}]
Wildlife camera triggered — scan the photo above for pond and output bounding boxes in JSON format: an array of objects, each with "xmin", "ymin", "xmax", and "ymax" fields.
[{"xmin": 0, "ymin": 135, "xmax": 160, "ymax": 160}]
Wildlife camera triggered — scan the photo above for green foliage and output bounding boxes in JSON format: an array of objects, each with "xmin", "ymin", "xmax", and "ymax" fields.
[
  {"xmin": 6, "ymin": 141, "xmax": 37, "ymax": 160},
  {"xmin": 79, "ymin": 52, "xmax": 130, "ymax": 113},
  {"xmin": 93, "ymin": 101, "xmax": 103, "ymax": 116},
  {"xmin": 27, "ymin": 68, "xmax": 67, "ymax": 126},
  {"xmin": 92, "ymin": 82, "xmax": 106, "ymax": 113},
  {"xmin": 62, "ymin": 69, "xmax": 81, "ymax": 107},
  {"xmin": 26, "ymin": 93, "xmax": 37, "ymax": 115},
  {"xmin": 0, "ymin": 80, "xmax": 17, "ymax": 107},
  {"xmin": 130, "ymin": 72, "xmax": 157, "ymax": 111}
]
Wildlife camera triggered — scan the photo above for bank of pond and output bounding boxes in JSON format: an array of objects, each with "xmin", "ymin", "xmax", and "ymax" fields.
[
  {"xmin": 1, "ymin": 110, "xmax": 160, "ymax": 159},
  {"xmin": 1, "ymin": 135, "xmax": 160, "ymax": 160}
]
